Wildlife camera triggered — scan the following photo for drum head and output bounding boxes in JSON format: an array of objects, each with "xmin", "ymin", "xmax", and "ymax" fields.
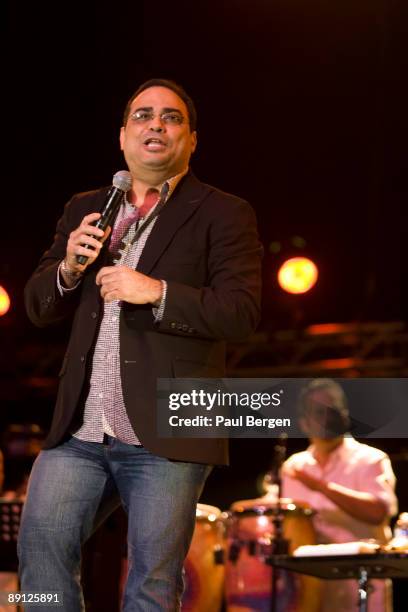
[
  {"xmin": 230, "ymin": 497, "xmax": 314, "ymax": 518},
  {"xmin": 195, "ymin": 503, "xmax": 221, "ymax": 521}
]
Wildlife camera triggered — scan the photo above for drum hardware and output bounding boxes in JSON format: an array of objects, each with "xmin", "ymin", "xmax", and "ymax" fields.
[
  {"xmin": 228, "ymin": 541, "xmax": 242, "ymax": 563},
  {"xmin": 226, "ymin": 535, "xmax": 279, "ymax": 564},
  {"xmin": 267, "ymin": 434, "xmax": 289, "ymax": 612},
  {"xmin": 224, "ymin": 434, "xmax": 320, "ymax": 611},
  {"xmin": 213, "ymin": 544, "xmax": 224, "ymax": 565},
  {"xmin": 247, "ymin": 539, "xmax": 257, "ymax": 556},
  {"xmin": 268, "ymin": 552, "xmax": 408, "ymax": 612},
  {"xmin": 224, "ymin": 499, "xmax": 319, "ymax": 612}
]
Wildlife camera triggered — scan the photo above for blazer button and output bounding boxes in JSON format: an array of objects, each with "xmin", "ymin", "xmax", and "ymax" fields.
[
  {"xmin": 182, "ymin": 324, "xmax": 188, "ymax": 332},
  {"xmin": 91, "ymin": 311, "xmax": 98, "ymax": 319},
  {"xmin": 188, "ymin": 327, "xmax": 194, "ymax": 333},
  {"xmin": 177, "ymin": 323, "xmax": 183, "ymax": 331},
  {"xmin": 170, "ymin": 322, "xmax": 176, "ymax": 329},
  {"xmin": 80, "ymin": 355, "xmax": 85, "ymax": 363}
]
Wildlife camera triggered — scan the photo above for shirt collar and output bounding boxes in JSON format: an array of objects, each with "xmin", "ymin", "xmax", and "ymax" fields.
[
  {"xmin": 124, "ymin": 167, "xmax": 189, "ymax": 208},
  {"xmin": 308, "ymin": 435, "xmax": 356, "ymax": 466},
  {"xmin": 163, "ymin": 167, "xmax": 189, "ymax": 200}
]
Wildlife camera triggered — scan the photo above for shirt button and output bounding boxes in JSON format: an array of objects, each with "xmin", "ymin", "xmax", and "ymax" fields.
[
  {"xmin": 111, "ymin": 316, "xmax": 118, "ymax": 322},
  {"xmin": 91, "ymin": 311, "xmax": 97, "ymax": 319},
  {"xmin": 98, "ymin": 392, "xmax": 104, "ymax": 399}
]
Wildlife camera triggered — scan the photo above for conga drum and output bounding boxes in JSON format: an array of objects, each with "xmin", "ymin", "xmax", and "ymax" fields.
[
  {"xmin": 225, "ymin": 497, "xmax": 321, "ymax": 612},
  {"xmin": 182, "ymin": 503, "xmax": 225, "ymax": 612}
]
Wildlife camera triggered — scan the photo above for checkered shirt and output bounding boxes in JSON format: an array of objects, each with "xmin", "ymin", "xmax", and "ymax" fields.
[{"xmin": 57, "ymin": 171, "xmax": 185, "ymax": 444}]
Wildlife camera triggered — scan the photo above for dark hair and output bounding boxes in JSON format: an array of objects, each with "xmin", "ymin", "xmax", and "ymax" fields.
[
  {"xmin": 298, "ymin": 378, "xmax": 351, "ymax": 435},
  {"xmin": 122, "ymin": 78, "xmax": 197, "ymax": 131}
]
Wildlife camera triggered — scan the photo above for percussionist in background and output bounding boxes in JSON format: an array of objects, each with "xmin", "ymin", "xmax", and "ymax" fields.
[{"xmin": 282, "ymin": 378, "xmax": 398, "ymax": 612}]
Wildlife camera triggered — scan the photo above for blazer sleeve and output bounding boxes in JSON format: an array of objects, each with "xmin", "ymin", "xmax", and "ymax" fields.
[
  {"xmin": 156, "ymin": 196, "xmax": 263, "ymax": 342},
  {"xmin": 24, "ymin": 195, "xmax": 84, "ymax": 327}
]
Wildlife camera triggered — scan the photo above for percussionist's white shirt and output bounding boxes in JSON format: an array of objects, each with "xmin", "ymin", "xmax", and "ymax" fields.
[{"xmin": 282, "ymin": 437, "xmax": 398, "ymax": 612}]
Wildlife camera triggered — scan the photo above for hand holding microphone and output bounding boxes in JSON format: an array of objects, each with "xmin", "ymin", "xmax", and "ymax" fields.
[
  {"xmin": 62, "ymin": 212, "xmax": 110, "ymax": 282},
  {"xmin": 61, "ymin": 171, "xmax": 132, "ymax": 282}
]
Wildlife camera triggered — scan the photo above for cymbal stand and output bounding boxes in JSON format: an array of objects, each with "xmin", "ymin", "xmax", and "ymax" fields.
[{"xmin": 267, "ymin": 435, "xmax": 289, "ymax": 612}]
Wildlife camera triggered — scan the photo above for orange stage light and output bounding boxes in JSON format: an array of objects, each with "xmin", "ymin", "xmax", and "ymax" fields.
[
  {"xmin": 0, "ymin": 285, "xmax": 11, "ymax": 316},
  {"xmin": 278, "ymin": 257, "xmax": 318, "ymax": 294}
]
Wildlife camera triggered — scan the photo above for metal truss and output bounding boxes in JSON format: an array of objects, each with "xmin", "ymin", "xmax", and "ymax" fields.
[{"xmin": 227, "ymin": 321, "xmax": 408, "ymax": 377}]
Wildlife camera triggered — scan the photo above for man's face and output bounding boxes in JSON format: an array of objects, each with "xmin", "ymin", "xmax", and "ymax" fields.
[
  {"xmin": 120, "ymin": 86, "xmax": 197, "ymax": 181},
  {"xmin": 300, "ymin": 389, "xmax": 346, "ymax": 439}
]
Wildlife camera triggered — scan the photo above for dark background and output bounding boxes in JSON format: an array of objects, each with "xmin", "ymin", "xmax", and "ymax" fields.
[
  {"xmin": 3, "ymin": 0, "xmax": 407, "ymax": 329},
  {"xmin": 2, "ymin": 0, "xmax": 408, "ymax": 608}
]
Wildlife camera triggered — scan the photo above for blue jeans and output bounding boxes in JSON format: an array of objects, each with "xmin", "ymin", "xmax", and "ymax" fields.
[{"xmin": 17, "ymin": 435, "xmax": 211, "ymax": 611}]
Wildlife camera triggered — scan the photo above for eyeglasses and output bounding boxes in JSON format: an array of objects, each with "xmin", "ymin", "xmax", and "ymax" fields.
[{"xmin": 129, "ymin": 110, "xmax": 186, "ymax": 126}]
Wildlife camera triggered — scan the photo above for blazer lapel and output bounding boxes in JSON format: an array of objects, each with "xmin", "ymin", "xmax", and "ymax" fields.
[{"xmin": 136, "ymin": 173, "xmax": 212, "ymax": 275}]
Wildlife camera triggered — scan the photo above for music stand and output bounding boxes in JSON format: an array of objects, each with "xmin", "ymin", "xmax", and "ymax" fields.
[
  {"xmin": 268, "ymin": 552, "xmax": 408, "ymax": 612},
  {"xmin": 0, "ymin": 499, "xmax": 23, "ymax": 572}
]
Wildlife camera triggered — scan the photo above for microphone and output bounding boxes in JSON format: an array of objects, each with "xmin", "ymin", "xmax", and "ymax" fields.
[
  {"xmin": 263, "ymin": 433, "xmax": 288, "ymax": 491},
  {"xmin": 76, "ymin": 170, "xmax": 132, "ymax": 265},
  {"xmin": 272, "ymin": 432, "xmax": 288, "ymax": 479}
]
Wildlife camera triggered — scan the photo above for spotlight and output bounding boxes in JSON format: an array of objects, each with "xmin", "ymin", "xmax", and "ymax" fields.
[
  {"xmin": 277, "ymin": 257, "xmax": 318, "ymax": 295},
  {"xmin": 0, "ymin": 285, "xmax": 10, "ymax": 316}
]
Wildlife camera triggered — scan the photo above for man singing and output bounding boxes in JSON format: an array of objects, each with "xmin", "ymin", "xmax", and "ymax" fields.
[{"xmin": 19, "ymin": 79, "xmax": 263, "ymax": 611}]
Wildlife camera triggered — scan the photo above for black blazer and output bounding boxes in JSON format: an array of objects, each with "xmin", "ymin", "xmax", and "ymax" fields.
[{"xmin": 24, "ymin": 173, "xmax": 263, "ymax": 464}]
